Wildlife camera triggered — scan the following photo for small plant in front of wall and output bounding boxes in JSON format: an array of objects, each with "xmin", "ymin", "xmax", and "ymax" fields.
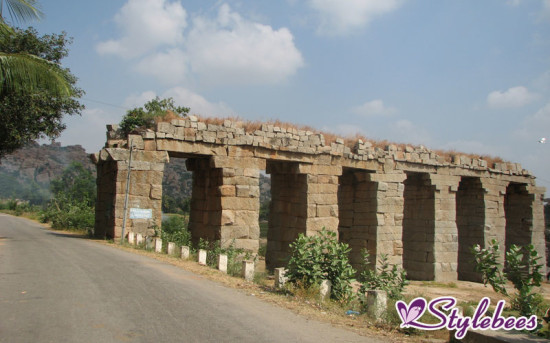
[
  {"xmin": 471, "ymin": 240, "xmax": 544, "ymax": 318},
  {"xmin": 285, "ymin": 228, "xmax": 356, "ymax": 303},
  {"xmin": 197, "ymin": 238, "xmax": 255, "ymax": 277},
  {"xmin": 358, "ymin": 250, "xmax": 409, "ymax": 303}
]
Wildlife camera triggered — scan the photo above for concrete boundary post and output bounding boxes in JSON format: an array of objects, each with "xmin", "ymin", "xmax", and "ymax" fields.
[
  {"xmin": 198, "ymin": 249, "xmax": 207, "ymax": 265},
  {"xmin": 218, "ymin": 254, "xmax": 228, "ymax": 273},
  {"xmin": 180, "ymin": 246, "xmax": 190, "ymax": 259},
  {"xmin": 319, "ymin": 280, "xmax": 331, "ymax": 300},
  {"xmin": 366, "ymin": 290, "xmax": 388, "ymax": 318},
  {"xmin": 136, "ymin": 233, "xmax": 144, "ymax": 246},
  {"xmin": 167, "ymin": 242, "xmax": 176, "ymax": 255},
  {"xmin": 154, "ymin": 238, "xmax": 162, "ymax": 253},
  {"xmin": 274, "ymin": 268, "xmax": 287, "ymax": 289},
  {"xmin": 242, "ymin": 260, "xmax": 254, "ymax": 281},
  {"xmin": 145, "ymin": 236, "xmax": 153, "ymax": 250},
  {"xmin": 128, "ymin": 232, "xmax": 135, "ymax": 245}
]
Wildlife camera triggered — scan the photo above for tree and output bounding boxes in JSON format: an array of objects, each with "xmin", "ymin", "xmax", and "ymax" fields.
[
  {"xmin": 119, "ymin": 97, "xmax": 189, "ymax": 135},
  {"xmin": 0, "ymin": 27, "xmax": 83, "ymax": 158},
  {"xmin": 0, "ymin": 0, "xmax": 80, "ymax": 158},
  {"xmin": 0, "ymin": 0, "xmax": 71, "ymax": 96}
]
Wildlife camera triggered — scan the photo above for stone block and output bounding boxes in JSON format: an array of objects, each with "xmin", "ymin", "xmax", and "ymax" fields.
[
  {"xmin": 180, "ymin": 246, "xmax": 190, "ymax": 259},
  {"xmin": 366, "ymin": 290, "xmax": 387, "ymax": 318},
  {"xmin": 167, "ymin": 242, "xmax": 176, "ymax": 255},
  {"xmin": 128, "ymin": 231, "xmax": 135, "ymax": 245},
  {"xmin": 319, "ymin": 280, "xmax": 332, "ymax": 301},
  {"xmin": 274, "ymin": 268, "xmax": 288, "ymax": 289},
  {"xmin": 154, "ymin": 238, "xmax": 163, "ymax": 253},
  {"xmin": 218, "ymin": 254, "xmax": 228, "ymax": 274},
  {"xmin": 198, "ymin": 249, "xmax": 207, "ymax": 265},
  {"xmin": 242, "ymin": 260, "xmax": 255, "ymax": 281}
]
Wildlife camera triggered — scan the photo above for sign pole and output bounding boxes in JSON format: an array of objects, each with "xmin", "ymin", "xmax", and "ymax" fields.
[{"xmin": 120, "ymin": 140, "xmax": 134, "ymax": 244}]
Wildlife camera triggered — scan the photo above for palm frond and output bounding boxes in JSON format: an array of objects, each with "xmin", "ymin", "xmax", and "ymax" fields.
[
  {"xmin": 1, "ymin": 0, "xmax": 42, "ymax": 24},
  {"xmin": 0, "ymin": 52, "xmax": 71, "ymax": 96}
]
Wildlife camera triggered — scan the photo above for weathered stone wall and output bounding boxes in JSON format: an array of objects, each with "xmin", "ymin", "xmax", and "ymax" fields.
[{"xmin": 92, "ymin": 116, "xmax": 546, "ymax": 281}]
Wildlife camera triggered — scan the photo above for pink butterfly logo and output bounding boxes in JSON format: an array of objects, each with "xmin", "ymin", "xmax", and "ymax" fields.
[{"xmin": 395, "ymin": 298, "xmax": 427, "ymax": 327}]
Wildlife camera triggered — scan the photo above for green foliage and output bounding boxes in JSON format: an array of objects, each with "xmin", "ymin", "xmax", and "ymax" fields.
[
  {"xmin": 0, "ymin": 27, "xmax": 83, "ymax": 158},
  {"xmin": 471, "ymin": 239, "xmax": 508, "ymax": 295},
  {"xmin": 259, "ymin": 201, "xmax": 270, "ymax": 221},
  {"xmin": 197, "ymin": 238, "xmax": 253, "ymax": 277},
  {"xmin": 41, "ymin": 162, "xmax": 95, "ymax": 232},
  {"xmin": 286, "ymin": 228, "xmax": 356, "ymax": 302},
  {"xmin": 119, "ymin": 97, "xmax": 189, "ymax": 135},
  {"xmin": 471, "ymin": 240, "xmax": 544, "ymax": 317},
  {"xmin": 358, "ymin": 250, "xmax": 408, "ymax": 302},
  {"xmin": 162, "ymin": 194, "xmax": 190, "ymax": 215},
  {"xmin": 506, "ymin": 244, "xmax": 544, "ymax": 317},
  {"xmin": 161, "ymin": 215, "xmax": 191, "ymax": 248}
]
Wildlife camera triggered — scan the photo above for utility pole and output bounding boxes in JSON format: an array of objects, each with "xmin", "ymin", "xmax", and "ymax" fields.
[{"xmin": 120, "ymin": 140, "xmax": 134, "ymax": 244}]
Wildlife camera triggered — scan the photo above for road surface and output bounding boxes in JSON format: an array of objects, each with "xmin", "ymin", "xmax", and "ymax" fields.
[{"xmin": 0, "ymin": 215, "xmax": 380, "ymax": 342}]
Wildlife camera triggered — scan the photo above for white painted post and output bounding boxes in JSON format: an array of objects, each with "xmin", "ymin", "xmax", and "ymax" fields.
[
  {"xmin": 145, "ymin": 236, "xmax": 153, "ymax": 250},
  {"xmin": 136, "ymin": 233, "xmax": 144, "ymax": 246},
  {"xmin": 167, "ymin": 242, "xmax": 176, "ymax": 255},
  {"xmin": 154, "ymin": 238, "xmax": 162, "ymax": 253},
  {"xmin": 366, "ymin": 290, "xmax": 388, "ymax": 318},
  {"xmin": 319, "ymin": 280, "xmax": 332, "ymax": 301},
  {"xmin": 242, "ymin": 260, "xmax": 254, "ymax": 281},
  {"xmin": 198, "ymin": 249, "xmax": 207, "ymax": 265},
  {"xmin": 128, "ymin": 232, "xmax": 135, "ymax": 245},
  {"xmin": 274, "ymin": 268, "xmax": 288, "ymax": 289},
  {"xmin": 218, "ymin": 254, "xmax": 228, "ymax": 274},
  {"xmin": 180, "ymin": 246, "xmax": 190, "ymax": 260}
]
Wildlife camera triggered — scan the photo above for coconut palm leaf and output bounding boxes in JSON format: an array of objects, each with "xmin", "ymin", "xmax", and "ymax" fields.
[
  {"xmin": 0, "ymin": 0, "xmax": 42, "ymax": 24},
  {"xmin": 0, "ymin": 52, "xmax": 71, "ymax": 96}
]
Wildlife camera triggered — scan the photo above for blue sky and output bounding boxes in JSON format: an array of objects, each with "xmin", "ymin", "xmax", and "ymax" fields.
[{"xmin": 26, "ymin": 0, "xmax": 550, "ymax": 190}]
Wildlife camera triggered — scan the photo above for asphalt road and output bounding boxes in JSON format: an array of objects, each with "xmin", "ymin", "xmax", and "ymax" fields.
[{"xmin": 0, "ymin": 215, "xmax": 380, "ymax": 343}]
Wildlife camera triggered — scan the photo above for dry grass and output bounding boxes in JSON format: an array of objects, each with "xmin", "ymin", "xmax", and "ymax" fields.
[{"xmin": 155, "ymin": 113, "xmax": 508, "ymax": 167}]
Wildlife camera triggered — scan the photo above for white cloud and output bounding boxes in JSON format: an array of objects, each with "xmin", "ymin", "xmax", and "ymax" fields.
[
  {"xmin": 163, "ymin": 87, "xmax": 236, "ymax": 117},
  {"xmin": 54, "ymin": 108, "xmax": 121, "ymax": 153},
  {"xmin": 186, "ymin": 4, "xmax": 304, "ymax": 85},
  {"xmin": 134, "ymin": 49, "xmax": 189, "ymax": 84},
  {"xmin": 96, "ymin": 0, "xmax": 187, "ymax": 58},
  {"xmin": 97, "ymin": 2, "xmax": 303, "ymax": 85},
  {"xmin": 308, "ymin": 0, "xmax": 403, "ymax": 36},
  {"xmin": 487, "ymin": 86, "xmax": 537, "ymax": 108},
  {"xmin": 351, "ymin": 99, "xmax": 396, "ymax": 117},
  {"xmin": 388, "ymin": 119, "xmax": 431, "ymax": 145},
  {"xmin": 124, "ymin": 88, "xmax": 236, "ymax": 118}
]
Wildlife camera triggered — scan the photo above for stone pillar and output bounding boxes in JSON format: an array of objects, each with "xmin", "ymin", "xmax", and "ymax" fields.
[
  {"xmin": 338, "ymin": 170, "xmax": 405, "ymax": 272},
  {"xmin": 366, "ymin": 172, "xmax": 406, "ymax": 269},
  {"xmin": 429, "ymin": 174, "xmax": 461, "ymax": 282},
  {"xmin": 266, "ymin": 162, "xmax": 341, "ymax": 270},
  {"xmin": 480, "ymin": 178, "xmax": 508, "ymax": 267},
  {"xmin": 529, "ymin": 186, "xmax": 547, "ymax": 261},
  {"xmin": 187, "ymin": 156, "xmax": 265, "ymax": 252},
  {"xmin": 266, "ymin": 161, "xmax": 307, "ymax": 269},
  {"xmin": 93, "ymin": 148, "xmax": 168, "ymax": 239}
]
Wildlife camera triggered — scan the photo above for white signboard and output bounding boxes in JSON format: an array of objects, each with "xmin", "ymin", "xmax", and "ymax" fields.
[{"xmin": 129, "ymin": 208, "xmax": 153, "ymax": 219}]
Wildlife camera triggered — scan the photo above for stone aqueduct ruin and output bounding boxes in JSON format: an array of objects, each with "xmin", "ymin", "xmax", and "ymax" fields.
[{"xmin": 92, "ymin": 116, "xmax": 546, "ymax": 282}]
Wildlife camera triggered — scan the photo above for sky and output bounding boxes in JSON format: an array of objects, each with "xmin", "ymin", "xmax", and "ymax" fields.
[{"xmin": 22, "ymin": 0, "xmax": 550, "ymax": 190}]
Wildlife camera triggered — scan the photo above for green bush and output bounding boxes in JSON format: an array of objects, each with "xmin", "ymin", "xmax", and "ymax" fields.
[
  {"xmin": 286, "ymin": 228, "xmax": 356, "ymax": 302},
  {"xmin": 119, "ymin": 97, "xmax": 189, "ymax": 135},
  {"xmin": 40, "ymin": 162, "xmax": 96, "ymax": 233},
  {"xmin": 161, "ymin": 215, "xmax": 191, "ymax": 247},
  {"xmin": 358, "ymin": 250, "xmax": 408, "ymax": 302},
  {"xmin": 471, "ymin": 240, "xmax": 544, "ymax": 317}
]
